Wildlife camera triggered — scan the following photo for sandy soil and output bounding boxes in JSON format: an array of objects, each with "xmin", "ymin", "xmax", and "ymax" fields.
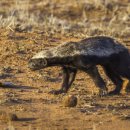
[{"xmin": 0, "ymin": 29, "xmax": 129, "ymax": 130}]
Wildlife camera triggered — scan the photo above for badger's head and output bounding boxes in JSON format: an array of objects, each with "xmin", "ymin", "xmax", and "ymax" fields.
[
  {"xmin": 28, "ymin": 58, "xmax": 48, "ymax": 70},
  {"xmin": 28, "ymin": 49, "xmax": 53, "ymax": 71}
]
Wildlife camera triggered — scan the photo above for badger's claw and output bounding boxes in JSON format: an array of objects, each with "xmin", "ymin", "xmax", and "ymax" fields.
[
  {"xmin": 49, "ymin": 89, "xmax": 67, "ymax": 95},
  {"xmin": 98, "ymin": 88, "xmax": 108, "ymax": 97}
]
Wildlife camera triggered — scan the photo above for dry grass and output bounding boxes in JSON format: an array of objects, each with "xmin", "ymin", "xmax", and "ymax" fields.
[{"xmin": 0, "ymin": 0, "xmax": 129, "ymax": 38}]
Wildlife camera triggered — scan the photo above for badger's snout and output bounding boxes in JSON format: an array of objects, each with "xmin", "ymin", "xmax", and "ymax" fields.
[
  {"xmin": 28, "ymin": 58, "xmax": 48, "ymax": 71},
  {"xmin": 28, "ymin": 59, "xmax": 37, "ymax": 70}
]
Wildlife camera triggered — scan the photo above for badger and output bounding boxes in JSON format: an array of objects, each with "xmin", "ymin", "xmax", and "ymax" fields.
[{"xmin": 28, "ymin": 36, "xmax": 130, "ymax": 96}]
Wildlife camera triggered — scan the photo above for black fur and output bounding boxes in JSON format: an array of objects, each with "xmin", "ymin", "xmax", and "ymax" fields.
[{"xmin": 28, "ymin": 36, "xmax": 130, "ymax": 95}]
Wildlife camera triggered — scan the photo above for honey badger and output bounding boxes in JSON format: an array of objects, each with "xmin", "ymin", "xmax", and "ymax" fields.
[{"xmin": 28, "ymin": 36, "xmax": 130, "ymax": 96}]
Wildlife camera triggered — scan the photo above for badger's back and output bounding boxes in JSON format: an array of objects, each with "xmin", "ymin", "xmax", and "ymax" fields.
[
  {"xmin": 54, "ymin": 36, "xmax": 127, "ymax": 57},
  {"xmin": 32, "ymin": 36, "xmax": 127, "ymax": 59}
]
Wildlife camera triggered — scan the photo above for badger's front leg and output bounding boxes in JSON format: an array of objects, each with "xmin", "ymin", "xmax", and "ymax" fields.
[{"xmin": 49, "ymin": 67, "xmax": 77, "ymax": 95}]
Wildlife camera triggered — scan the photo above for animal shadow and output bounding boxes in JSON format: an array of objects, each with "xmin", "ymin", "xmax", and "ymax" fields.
[
  {"xmin": 0, "ymin": 74, "xmax": 13, "ymax": 79},
  {"xmin": 17, "ymin": 118, "xmax": 36, "ymax": 122},
  {"xmin": 0, "ymin": 82, "xmax": 35, "ymax": 90}
]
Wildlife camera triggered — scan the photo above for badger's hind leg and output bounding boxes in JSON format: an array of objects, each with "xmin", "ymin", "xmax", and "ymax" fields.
[
  {"xmin": 103, "ymin": 65, "xmax": 123, "ymax": 95},
  {"xmin": 49, "ymin": 67, "xmax": 77, "ymax": 95},
  {"xmin": 108, "ymin": 52, "xmax": 130, "ymax": 94},
  {"xmin": 82, "ymin": 66, "xmax": 108, "ymax": 96},
  {"xmin": 118, "ymin": 67, "xmax": 130, "ymax": 93}
]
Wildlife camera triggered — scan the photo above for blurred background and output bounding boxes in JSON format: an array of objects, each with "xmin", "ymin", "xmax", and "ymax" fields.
[{"xmin": 0, "ymin": 0, "xmax": 130, "ymax": 38}]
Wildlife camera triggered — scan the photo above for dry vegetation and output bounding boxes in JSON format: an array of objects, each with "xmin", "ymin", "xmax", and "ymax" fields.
[
  {"xmin": 0, "ymin": 0, "xmax": 130, "ymax": 38},
  {"xmin": 0, "ymin": 0, "xmax": 130, "ymax": 130}
]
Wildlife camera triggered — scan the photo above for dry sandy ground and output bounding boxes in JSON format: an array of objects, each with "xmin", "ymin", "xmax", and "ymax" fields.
[{"xmin": 0, "ymin": 29, "xmax": 130, "ymax": 130}]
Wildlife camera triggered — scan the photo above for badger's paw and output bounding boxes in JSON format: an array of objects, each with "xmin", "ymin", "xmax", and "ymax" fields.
[
  {"xmin": 98, "ymin": 88, "xmax": 108, "ymax": 97},
  {"xmin": 92, "ymin": 88, "xmax": 108, "ymax": 97}
]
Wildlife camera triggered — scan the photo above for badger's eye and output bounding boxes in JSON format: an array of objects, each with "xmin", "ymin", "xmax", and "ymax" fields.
[
  {"xmin": 38, "ymin": 58, "xmax": 47, "ymax": 66},
  {"xmin": 39, "ymin": 59, "xmax": 43, "ymax": 64},
  {"xmin": 43, "ymin": 58, "xmax": 47, "ymax": 66}
]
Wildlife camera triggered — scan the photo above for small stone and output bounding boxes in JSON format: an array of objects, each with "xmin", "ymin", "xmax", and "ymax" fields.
[{"xmin": 63, "ymin": 95, "xmax": 78, "ymax": 107}]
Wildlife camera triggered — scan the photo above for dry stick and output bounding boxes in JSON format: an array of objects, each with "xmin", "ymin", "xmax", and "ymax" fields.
[{"xmin": 7, "ymin": 26, "xmax": 15, "ymax": 32}]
